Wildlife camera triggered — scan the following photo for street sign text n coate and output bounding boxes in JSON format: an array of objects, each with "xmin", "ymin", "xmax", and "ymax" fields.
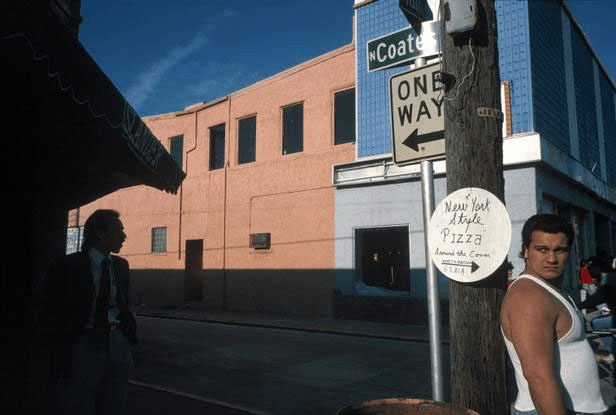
[{"xmin": 367, "ymin": 20, "xmax": 440, "ymax": 72}]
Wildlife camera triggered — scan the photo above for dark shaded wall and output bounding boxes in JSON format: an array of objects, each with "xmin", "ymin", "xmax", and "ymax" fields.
[{"xmin": 130, "ymin": 268, "xmax": 336, "ymax": 318}]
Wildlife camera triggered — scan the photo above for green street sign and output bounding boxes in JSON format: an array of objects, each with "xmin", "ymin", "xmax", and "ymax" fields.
[{"xmin": 367, "ymin": 20, "xmax": 440, "ymax": 72}]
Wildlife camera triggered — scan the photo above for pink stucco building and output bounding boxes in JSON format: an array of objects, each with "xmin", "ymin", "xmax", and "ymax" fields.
[{"xmin": 76, "ymin": 43, "xmax": 356, "ymax": 316}]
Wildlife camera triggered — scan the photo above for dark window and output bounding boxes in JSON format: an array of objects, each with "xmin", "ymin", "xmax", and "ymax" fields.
[
  {"xmin": 250, "ymin": 233, "xmax": 271, "ymax": 249},
  {"xmin": 170, "ymin": 135, "xmax": 183, "ymax": 170},
  {"xmin": 282, "ymin": 103, "xmax": 303, "ymax": 155},
  {"xmin": 355, "ymin": 226, "xmax": 410, "ymax": 292},
  {"xmin": 209, "ymin": 124, "xmax": 225, "ymax": 170},
  {"xmin": 334, "ymin": 88, "xmax": 355, "ymax": 145},
  {"xmin": 152, "ymin": 227, "xmax": 167, "ymax": 253},
  {"xmin": 238, "ymin": 116, "xmax": 256, "ymax": 164}
]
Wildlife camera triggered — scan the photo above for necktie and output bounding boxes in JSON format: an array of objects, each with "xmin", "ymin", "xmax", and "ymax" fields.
[{"xmin": 92, "ymin": 258, "xmax": 111, "ymax": 349}]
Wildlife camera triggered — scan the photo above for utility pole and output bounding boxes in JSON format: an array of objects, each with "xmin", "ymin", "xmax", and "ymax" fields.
[{"xmin": 441, "ymin": 1, "xmax": 508, "ymax": 414}]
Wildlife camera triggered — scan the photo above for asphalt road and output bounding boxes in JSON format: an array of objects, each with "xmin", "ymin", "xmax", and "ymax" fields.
[
  {"xmin": 129, "ymin": 316, "xmax": 450, "ymax": 415},
  {"xmin": 127, "ymin": 381, "xmax": 253, "ymax": 415}
]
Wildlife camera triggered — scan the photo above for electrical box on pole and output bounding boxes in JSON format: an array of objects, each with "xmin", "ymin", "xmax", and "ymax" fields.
[{"xmin": 444, "ymin": 0, "xmax": 477, "ymax": 33}]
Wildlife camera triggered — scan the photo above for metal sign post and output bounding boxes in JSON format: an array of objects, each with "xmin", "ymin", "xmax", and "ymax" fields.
[
  {"xmin": 387, "ymin": 56, "xmax": 444, "ymax": 402},
  {"xmin": 421, "ymin": 158, "xmax": 443, "ymax": 401},
  {"xmin": 385, "ymin": 1, "xmax": 443, "ymax": 400},
  {"xmin": 414, "ymin": 56, "xmax": 443, "ymax": 402}
]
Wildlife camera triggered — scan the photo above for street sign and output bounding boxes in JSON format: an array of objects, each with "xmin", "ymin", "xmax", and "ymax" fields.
[
  {"xmin": 389, "ymin": 62, "xmax": 444, "ymax": 165},
  {"xmin": 367, "ymin": 20, "xmax": 441, "ymax": 72},
  {"xmin": 427, "ymin": 188, "xmax": 511, "ymax": 283}
]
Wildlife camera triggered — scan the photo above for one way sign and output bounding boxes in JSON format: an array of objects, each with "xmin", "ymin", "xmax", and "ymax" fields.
[{"xmin": 389, "ymin": 62, "xmax": 445, "ymax": 164}]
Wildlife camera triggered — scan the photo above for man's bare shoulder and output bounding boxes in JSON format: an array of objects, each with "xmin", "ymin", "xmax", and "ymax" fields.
[
  {"xmin": 501, "ymin": 278, "xmax": 559, "ymax": 326},
  {"xmin": 501, "ymin": 278, "xmax": 560, "ymax": 341}
]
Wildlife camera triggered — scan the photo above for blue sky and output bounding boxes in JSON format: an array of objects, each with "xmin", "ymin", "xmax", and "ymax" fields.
[
  {"xmin": 78, "ymin": 0, "xmax": 615, "ymax": 117},
  {"xmin": 79, "ymin": 0, "xmax": 354, "ymax": 116}
]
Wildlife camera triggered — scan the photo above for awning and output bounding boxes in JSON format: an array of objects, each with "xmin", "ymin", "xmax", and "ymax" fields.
[{"xmin": 2, "ymin": 3, "xmax": 186, "ymax": 210}]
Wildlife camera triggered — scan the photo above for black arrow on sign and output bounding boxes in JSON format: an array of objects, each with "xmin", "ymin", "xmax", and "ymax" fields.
[
  {"xmin": 402, "ymin": 129, "xmax": 444, "ymax": 151},
  {"xmin": 441, "ymin": 261, "xmax": 480, "ymax": 273}
]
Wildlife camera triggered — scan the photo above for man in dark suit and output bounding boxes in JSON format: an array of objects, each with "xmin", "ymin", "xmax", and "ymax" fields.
[{"xmin": 41, "ymin": 209, "xmax": 137, "ymax": 415}]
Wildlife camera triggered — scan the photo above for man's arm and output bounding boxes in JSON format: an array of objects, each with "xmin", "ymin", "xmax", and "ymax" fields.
[
  {"xmin": 114, "ymin": 256, "xmax": 131, "ymax": 305},
  {"xmin": 39, "ymin": 257, "xmax": 67, "ymax": 338},
  {"xmin": 114, "ymin": 256, "xmax": 138, "ymax": 344},
  {"xmin": 506, "ymin": 281, "xmax": 567, "ymax": 415},
  {"xmin": 39, "ymin": 256, "xmax": 75, "ymax": 382}
]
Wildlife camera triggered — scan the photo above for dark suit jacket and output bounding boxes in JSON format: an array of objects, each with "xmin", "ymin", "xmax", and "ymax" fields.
[{"xmin": 40, "ymin": 251, "xmax": 137, "ymax": 379}]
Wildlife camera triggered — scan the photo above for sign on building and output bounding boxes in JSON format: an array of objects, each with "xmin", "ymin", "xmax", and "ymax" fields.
[
  {"xmin": 427, "ymin": 188, "xmax": 512, "ymax": 283},
  {"xmin": 367, "ymin": 20, "xmax": 441, "ymax": 72},
  {"xmin": 389, "ymin": 62, "xmax": 444, "ymax": 164}
]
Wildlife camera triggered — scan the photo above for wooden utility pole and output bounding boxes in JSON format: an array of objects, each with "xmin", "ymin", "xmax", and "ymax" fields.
[{"xmin": 441, "ymin": 1, "xmax": 508, "ymax": 414}]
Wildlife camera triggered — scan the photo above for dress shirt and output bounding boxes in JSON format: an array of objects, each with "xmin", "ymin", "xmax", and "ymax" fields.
[{"xmin": 87, "ymin": 247, "xmax": 121, "ymax": 327}]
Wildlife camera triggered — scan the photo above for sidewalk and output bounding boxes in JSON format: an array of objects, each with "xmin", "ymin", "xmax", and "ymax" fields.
[{"xmin": 133, "ymin": 305, "xmax": 449, "ymax": 343}]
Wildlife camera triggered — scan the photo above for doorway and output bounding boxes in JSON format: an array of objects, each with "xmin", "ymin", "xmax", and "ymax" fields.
[
  {"xmin": 184, "ymin": 239, "xmax": 204, "ymax": 301},
  {"xmin": 355, "ymin": 226, "xmax": 410, "ymax": 292}
]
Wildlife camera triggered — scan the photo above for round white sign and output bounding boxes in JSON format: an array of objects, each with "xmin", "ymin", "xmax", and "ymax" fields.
[{"xmin": 428, "ymin": 187, "xmax": 511, "ymax": 283}]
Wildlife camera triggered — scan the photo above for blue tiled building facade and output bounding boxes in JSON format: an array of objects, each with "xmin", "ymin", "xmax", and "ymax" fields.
[
  {"xmin": 356, "ymin": 0, "xmax": 411, "ymax": 157},
  {"xmin": 355, "ymin": 0, "xmax": 615, "ymax": 184}
]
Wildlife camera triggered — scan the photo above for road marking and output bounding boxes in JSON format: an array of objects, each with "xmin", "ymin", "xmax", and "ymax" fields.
[{"xmin": 129, "ymin": 379, "xmax": 274, "ymax": 415}]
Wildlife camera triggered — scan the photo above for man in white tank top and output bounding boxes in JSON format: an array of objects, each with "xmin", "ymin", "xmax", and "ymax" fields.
[{"xmin": 500, "ymin": 214, "xmax": 607, "ymax": 415}]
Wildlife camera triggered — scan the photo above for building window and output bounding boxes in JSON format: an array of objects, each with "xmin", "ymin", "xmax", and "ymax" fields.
[
  {"xmin": 151, "ymin": 227, "xmax": 167, "ymax": 253},
  {"xmin": 355, "ymin": 226, "xmax": 410, "ymax": 292},
  {"xmin": 66, "ymin": 226, "xmax": 83, "ymax": 254},
  {"xmin": 334, "ymin": 88, "xmax": 355, "ymax": 145},
  {"xmin": 66, "ymin": 209, "xmax": 83, "ymax": 253},
  {"xmin": 209, "ymin": 124, "xmax": 225, "ymax": 170},
  {"xmin": 282, "ymin": 103, "xmax": 303, "ymax": 155},
  {"xmin": 170, "ymin": 135, "xmax": 183, "ymax": 170},
  {"xmin": 238, "ymin": 116, "xmax": 256, "ymax": 164}
]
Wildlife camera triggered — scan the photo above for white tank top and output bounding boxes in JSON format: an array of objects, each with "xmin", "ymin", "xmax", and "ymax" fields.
[{"xmin": 502, "ymin": 274, "xmax": 607, "ymax": 412}]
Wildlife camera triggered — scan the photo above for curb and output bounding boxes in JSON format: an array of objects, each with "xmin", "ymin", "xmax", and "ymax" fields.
[{"xmin": 135, "ymin": 310, "xmax": 448, "ymax": 344}]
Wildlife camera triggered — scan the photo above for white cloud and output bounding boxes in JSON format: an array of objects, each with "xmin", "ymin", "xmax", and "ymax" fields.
[
  {"xmin": 183, "ymin": 61, "xmax": 263, "ymax": 105},
  {"xmin": 126, "ymin": 8, "xmax": 237, "ymax": 113},
  {"xmin": 126, "ymin": 32, "xmax": 207, "ymax": 111},
  {"xmin": 193, "ymin": 65, "xmax": 245, "ymax": 94}
]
